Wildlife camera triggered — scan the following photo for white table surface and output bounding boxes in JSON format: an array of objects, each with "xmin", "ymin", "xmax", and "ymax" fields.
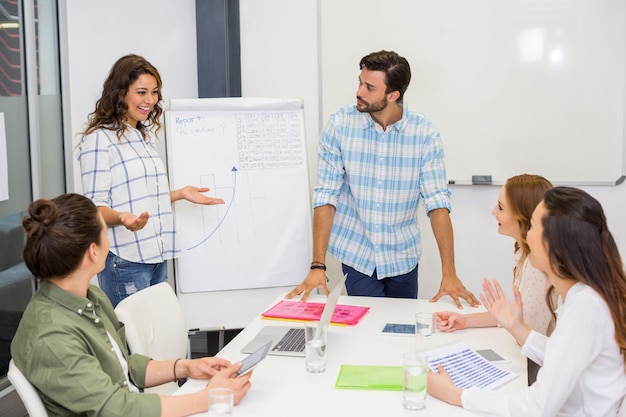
[{"xmin": 175, "ymin": 295, "xmax": 527, "ymax": 416}]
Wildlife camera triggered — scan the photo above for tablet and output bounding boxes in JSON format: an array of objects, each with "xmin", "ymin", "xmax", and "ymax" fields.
[
  {"xmin": 235, "ymin": 340, "xmax": 272, "ymax": 377},
  {"xmin": 475, "ymin": 348, "xmax": 510, "ymax": 364},
  {"xmin": 378, "ymin": 323, "xmax": 416, "ymax": 336}
]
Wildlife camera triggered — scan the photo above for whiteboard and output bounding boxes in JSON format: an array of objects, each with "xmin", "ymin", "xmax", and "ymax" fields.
[
  {"xmin": 320, "ymin": 0, "xmax": 626, "ymax": 185},
  {"xmin": 165, "ymin": 98, "xmax": 312, "ymax": 310}
]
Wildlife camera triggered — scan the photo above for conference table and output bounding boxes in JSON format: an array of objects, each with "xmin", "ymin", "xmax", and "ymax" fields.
[{"xmin": 175, "ymin": 294, "xmax": 528, "ymax": 416}]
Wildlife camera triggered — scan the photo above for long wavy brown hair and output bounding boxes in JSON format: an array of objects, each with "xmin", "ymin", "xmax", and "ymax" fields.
[{"xmin": 82, "ymin": 54, "xmax": 163, "ymax": 141}]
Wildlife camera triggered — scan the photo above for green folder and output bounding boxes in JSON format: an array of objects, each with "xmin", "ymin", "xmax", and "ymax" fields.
[{"xmin": 335, "ymin": 365, "xmax": 403, "ymax": 391}]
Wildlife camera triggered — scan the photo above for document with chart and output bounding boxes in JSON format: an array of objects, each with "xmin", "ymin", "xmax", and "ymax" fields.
[{"xmin": 420, "ymin": 341, "xmax": 518, "ymax": 390}]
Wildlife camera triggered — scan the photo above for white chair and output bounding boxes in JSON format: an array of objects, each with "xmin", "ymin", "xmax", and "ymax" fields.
[
  {"xmin": 7, "ymin": 359, "xmax": 48, "ymax": 417},
  {"xmin": 114, "ymin": 282, "xmax": 189, "ymax": 395}
]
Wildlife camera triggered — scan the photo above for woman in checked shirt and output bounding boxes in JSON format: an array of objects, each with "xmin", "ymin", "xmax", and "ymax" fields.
[{"xmin": 77, "ymin": 54, "xmax": 224, "ymax": 307}]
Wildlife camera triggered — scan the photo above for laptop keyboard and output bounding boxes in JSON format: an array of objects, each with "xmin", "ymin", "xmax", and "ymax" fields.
[{"xmin": 272, "ymin": 328, "xmax": 306, "ymax": 353}]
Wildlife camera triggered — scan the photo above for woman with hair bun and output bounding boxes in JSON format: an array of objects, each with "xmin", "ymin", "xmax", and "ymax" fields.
[{"xmin": 12, "ymin": 193, "xmax": 251, "ymax": 417}]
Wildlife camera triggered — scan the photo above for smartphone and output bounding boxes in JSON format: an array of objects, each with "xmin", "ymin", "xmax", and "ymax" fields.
[
  {"xmin": 378, "ymin": 323, "xmax": 416, "ymax": 336},
  {"xmin": 235, "ymin": 340, "xmax": 272, "ymax": 377},
  {"xmin": 475, "ymin": 348, "xmax": 510, "ymax": 364}
]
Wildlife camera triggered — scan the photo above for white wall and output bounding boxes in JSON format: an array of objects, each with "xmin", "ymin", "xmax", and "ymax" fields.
[{"xmin": 61, "ymin": 0, "xmax": 626, "ymax": 302}]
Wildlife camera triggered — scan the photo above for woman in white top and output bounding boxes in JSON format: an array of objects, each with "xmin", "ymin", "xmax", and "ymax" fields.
[
  {"xmin": 77, "ymin": 54, "xmax": 224, "ymax": 307},
  {"xmin": 436, "ymin": 174, "xmax": 555, "ymax": 383},
  {"xmin": 428, "ymin": 187, "xmax": 626, "ymax": 416}
]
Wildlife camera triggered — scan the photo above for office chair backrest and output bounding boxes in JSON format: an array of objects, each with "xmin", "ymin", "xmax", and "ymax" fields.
[
  {"xmin": 7, "ymin": 359, "xmax": 49, "ymax": 417},
  {"xmin": 114, "ymin": 282, "xmax": 189, "ymax": 395}
]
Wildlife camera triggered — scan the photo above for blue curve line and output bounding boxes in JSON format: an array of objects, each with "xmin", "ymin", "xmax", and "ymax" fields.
[{"xmin": 187, "ymin": 167, "xmax": 238, "ymax": 251}]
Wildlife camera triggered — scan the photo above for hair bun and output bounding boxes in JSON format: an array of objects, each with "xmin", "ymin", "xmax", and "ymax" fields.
[{"xmin": 22, "ymin": 199, "xmax": 58, "ymax": 239}]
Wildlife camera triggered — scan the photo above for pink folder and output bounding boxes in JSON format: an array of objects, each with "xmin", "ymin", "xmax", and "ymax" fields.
[{"xmin": 261, "ymin": 300, "xmax": 370, "ymax": 326}]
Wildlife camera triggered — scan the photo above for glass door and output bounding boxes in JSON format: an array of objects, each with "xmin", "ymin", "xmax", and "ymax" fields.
[{"xmin": 0, "ymin": 0, "xmax": 64, "ymax": 388}]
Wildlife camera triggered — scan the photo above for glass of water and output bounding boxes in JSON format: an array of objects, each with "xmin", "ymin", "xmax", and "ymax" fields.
[
  {"xmin": 304, "ymin": 321, "xmax": 327, "ymax": 373},
  {"xmin": 402, "ymin": 351, "xmax": 428, "ymax": 410},
  {"xmin": 415, "ymin": 312, "xmax": 436, "ymax": 351},
  {"xmin": 208, "ymin": 387, "xmax": 233, "ymax": 416}
]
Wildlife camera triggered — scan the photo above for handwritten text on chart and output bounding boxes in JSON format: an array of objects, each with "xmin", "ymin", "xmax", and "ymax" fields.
[
  {"xmin": 235, "ymin": 111, "xmax": 303, "ymax": 170},
  {"xmin": 175, "ymin": 114, "xmax": 226, "ymax": 136}
]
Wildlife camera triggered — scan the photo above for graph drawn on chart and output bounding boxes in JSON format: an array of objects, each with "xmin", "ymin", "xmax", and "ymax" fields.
[
  {"xmin": 175, "ymin": 165, "xmax": 308, "ymax": 291},
  {"xmin": 188, "ymin": 170, "xmax": 269, "ymax": 251}
]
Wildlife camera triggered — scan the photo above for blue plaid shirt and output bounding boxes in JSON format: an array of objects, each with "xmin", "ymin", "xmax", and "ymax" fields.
[
  {"xmin": 313, "ymin": 104, "xmax": 451, "ymax": 278},
  {"xmin": 77, "ymin": 126, "xmax": 179, "ymax": 263}
]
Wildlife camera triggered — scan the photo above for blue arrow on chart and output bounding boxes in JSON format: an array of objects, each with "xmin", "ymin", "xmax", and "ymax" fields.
[{"xmin": 187, "ymin": 166, "xmax": 238, "ymax": 251}]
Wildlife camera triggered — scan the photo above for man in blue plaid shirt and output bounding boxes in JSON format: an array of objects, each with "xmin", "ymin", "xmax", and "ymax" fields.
[{"xmin": 287, "ymin": 50, "xmax": 478, "ymax": 308}]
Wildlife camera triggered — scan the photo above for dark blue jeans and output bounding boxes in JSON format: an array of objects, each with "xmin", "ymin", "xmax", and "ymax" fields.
[
  {"xmin": 97, "ymin": 252, "xmax": 167, "ymax": 307},
  {"xmin": 342, "ymin": 264, "xmax": 418, "ymax": 298}
]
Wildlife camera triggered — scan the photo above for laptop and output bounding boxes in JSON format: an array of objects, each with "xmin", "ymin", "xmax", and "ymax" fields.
[{"xmin": 240, "ymin": 274, "xmax": 347, "ymax": 357}]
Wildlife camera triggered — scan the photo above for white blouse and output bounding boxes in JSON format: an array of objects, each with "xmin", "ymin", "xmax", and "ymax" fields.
[{"xmin": 462, "ymin": 283, "xmax": 626, "ymax": 417}]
